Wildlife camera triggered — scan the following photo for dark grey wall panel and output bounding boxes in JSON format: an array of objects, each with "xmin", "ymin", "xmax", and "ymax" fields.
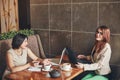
[
  {"xmin": 50, "ymin": 4, "xmax": 71, "ymax": 30},
  {"xmin": 99, "ymin": 3, "xmax": 120, "ymax": 34},
  {"xmin": 30, "ymin": 0, "xmax": 48, "ymax": 4},
  {"xmin": 30, "ymin": 5, "xmax": 49, "ymax": 29},
  {"xmin": 30, "ymin": 0, "xmax": 120, "ymax": 65},
  {"xmin": 72, "ymin": 3, "xmax": 97, "ymax": 32}
]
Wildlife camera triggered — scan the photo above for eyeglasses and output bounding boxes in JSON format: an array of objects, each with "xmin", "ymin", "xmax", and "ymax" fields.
[{"xmin": 96, "ymin": 31, "xmax": 103, "ymax": 35}]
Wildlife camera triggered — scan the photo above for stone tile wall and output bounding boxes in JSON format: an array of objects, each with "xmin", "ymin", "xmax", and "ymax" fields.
[{"xmin": 30, "ymin": 0, "xmax": 120, "ymax": 65}]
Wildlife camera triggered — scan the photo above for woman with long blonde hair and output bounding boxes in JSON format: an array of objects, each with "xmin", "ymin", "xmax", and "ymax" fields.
[{"xmin": 76, "ymin": 25, "xmax": 111, "ymax": 80}]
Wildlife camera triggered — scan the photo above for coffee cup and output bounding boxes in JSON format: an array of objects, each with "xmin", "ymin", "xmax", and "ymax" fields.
[
  {"xmin": 64, "ymin": 71, "xmax": 72, "ymax": 76},
  {"xmin": 60, "ymin": 63, "xmax": 71, "ymax": 71},
  {"xmin": 43, "ymin": 64, "xmax": 51, "ymax": 71}
]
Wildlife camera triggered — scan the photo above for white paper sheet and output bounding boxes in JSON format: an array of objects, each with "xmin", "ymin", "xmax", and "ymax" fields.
[{"xmin": 28, "ymin": 65, "xmax": 42, "ymax": 72}]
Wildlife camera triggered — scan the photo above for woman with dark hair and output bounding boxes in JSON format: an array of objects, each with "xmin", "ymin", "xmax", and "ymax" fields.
[
  {"xmin": 2, "ymin": 34, "xmax": 51, "ymax": 80},
  {"xmin": 76, "ymin": 26, "xmax": 111, "ymax": 80}
]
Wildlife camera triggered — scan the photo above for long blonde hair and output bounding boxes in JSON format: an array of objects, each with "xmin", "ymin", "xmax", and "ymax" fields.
[{"xmin": 95, "ymin": 25, "xmax": 110, "ymax": 53}]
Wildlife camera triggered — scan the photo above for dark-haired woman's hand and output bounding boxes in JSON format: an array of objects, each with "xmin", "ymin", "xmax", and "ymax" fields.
[
  {"xmin": 33, "ymin": 61, "xmax": 40, "ymax": 67},
  {"xmin": 42, "ymin": 59, "xmax": 51, "ymax": 65},
  {"xmin": 77, "ymin": 55, "xmax": 86, "ymax": 59},
  {"xmin": 29, "ymin": 61, "xmax": 39, "ymax": 67}
]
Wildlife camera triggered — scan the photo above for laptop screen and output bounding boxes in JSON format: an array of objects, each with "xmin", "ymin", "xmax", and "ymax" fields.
[
  {"xmin": 51, "ymin": 48, "xmax": 66, "ymax": 65},
  {"xmin": 66, "ymin": 48, "xmax": 78, "ymax": 64},
  {"xmin": 58, "ymin": 48, "xmax": 66, "ymax": 65}
]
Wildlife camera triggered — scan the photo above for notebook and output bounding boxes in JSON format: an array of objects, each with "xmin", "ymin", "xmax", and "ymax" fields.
[{"xmin": 51, "ymin": 48, "xmax": 66, "ymax": 66}]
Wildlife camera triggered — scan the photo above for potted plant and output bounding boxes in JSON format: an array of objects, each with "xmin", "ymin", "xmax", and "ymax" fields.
[{"xmin": 0, "ymin": 29, "xmax": 34, "ymax": 40}]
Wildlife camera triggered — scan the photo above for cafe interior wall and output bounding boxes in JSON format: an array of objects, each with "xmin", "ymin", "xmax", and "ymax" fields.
[{"xmin": 29, "ymin": 0, "xmax": 120, "ymax": 65}]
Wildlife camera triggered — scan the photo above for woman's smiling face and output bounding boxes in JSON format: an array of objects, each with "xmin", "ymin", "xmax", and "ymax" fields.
[{"xmin": 95, "ymin": 29, "xmax": 103, "ymax": 41}]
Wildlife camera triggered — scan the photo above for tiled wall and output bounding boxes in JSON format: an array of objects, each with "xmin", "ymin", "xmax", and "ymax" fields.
[{"xmin": 30, "ymin": 0, "xmax": 120, "ymax": 65}]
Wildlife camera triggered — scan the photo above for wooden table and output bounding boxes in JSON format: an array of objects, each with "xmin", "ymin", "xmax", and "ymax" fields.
[{"xmin": 6, "ymin": 66, "xmax": 83, "ymax": 80}]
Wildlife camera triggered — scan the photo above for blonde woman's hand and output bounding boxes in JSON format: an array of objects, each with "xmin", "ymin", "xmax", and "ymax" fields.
[
  {"xmin": 75, "ymin": 62, "xmax": 84, "ymax": 69},
  {"xmin": 77, "ymin": 54, "xmax": 86, "ymax": 59}
]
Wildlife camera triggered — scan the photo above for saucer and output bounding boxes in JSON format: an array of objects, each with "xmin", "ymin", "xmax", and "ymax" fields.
[
  {"xmin": 28, "ymin": 67, "xmax": 41, "ymax": 72},
  {"xmin": 36, "ymin": 65, "xmax": 42, "ymax": 68},
  {"xmin": 42, "ymin": 68, "xmax": 53, "ymax": 71},
  {"xmin": 61, "ymin": 67, "xmax": 72, "ymax": 71}
]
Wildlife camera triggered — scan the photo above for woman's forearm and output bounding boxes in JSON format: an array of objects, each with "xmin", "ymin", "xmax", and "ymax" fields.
[{"xmin": 11, "ymin": 63, "xmax": 31, "ymax": 72}]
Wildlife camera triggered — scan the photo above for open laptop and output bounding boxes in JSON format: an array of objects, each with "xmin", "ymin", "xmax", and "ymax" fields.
[
  {"xmin": 65, "ymin": 47, "xmax": 91, "ymax": 64},
  {"xmin": 51, "ymin": 48, "xmax": 66, "ymax": 66}
]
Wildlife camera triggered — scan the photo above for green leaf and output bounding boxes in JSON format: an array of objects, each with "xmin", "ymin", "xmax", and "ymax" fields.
[{"xmin": 0, "ymin": 29, "xmax": 34, "ymax": 40}]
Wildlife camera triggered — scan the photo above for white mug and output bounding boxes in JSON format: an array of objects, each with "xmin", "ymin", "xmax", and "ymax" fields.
[
  {"xmin": 64, "ymin": 71, "xmax": 72, "ymax": 76},
  {"xmin": 43, "ymin": 64, "xmax": 51, "ymax": 71},
  {"xmin": 60, "ymin": 63, "xmax": 71, "ymax": 71}
]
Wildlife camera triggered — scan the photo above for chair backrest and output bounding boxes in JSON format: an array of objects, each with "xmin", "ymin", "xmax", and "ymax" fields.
[
  {"xmin": 0, "ymin": 34, "xmax": 46, "ymax": 79},
  {"xmin": 109, "ymin": 64, "xmax": 120, "ymax": 80},
  {"xmin": 0, "ymin": 39, "xmax": 12, "ymax": 79},
  {"xmin": 35, "ymin": 34, "xmax": 46, "ymax": 58}
]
